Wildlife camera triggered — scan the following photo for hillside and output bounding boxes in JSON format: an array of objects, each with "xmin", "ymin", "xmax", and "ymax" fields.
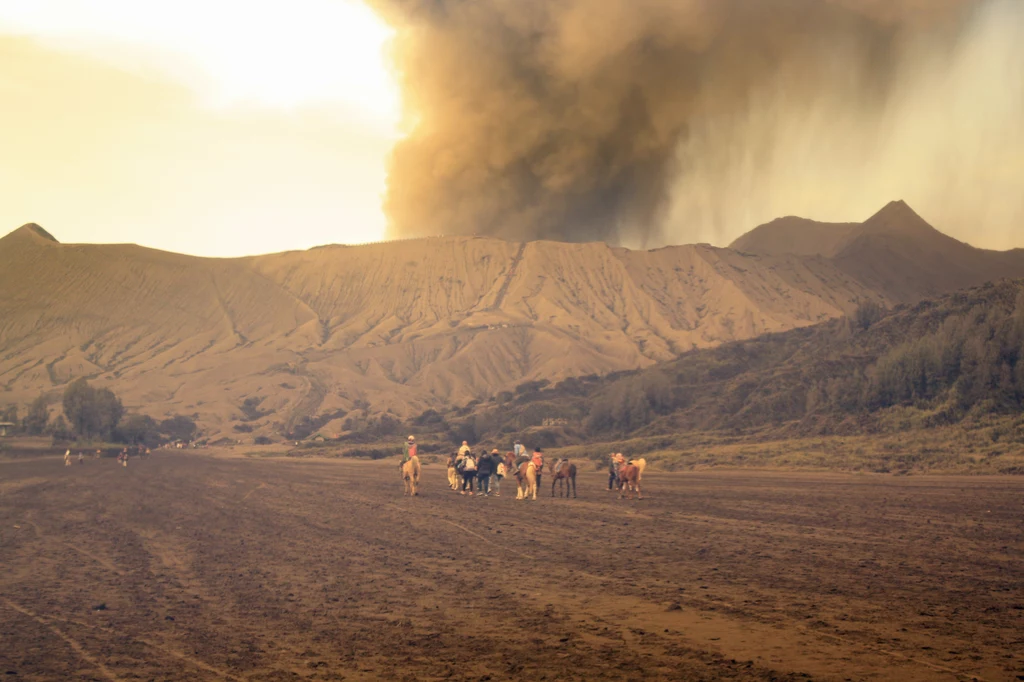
[
  {"xmin": 438, "ymin": 279, "xmax": 1024, "ymax": 473},
  {"xmin": 1, "ymin": 201, "xmax": 1021, "ymax": 439}
]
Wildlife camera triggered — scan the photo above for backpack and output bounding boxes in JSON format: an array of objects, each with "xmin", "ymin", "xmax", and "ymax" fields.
[{"xmin": 462, "ymin": 456, "xmax": 477, "ymax": 472}]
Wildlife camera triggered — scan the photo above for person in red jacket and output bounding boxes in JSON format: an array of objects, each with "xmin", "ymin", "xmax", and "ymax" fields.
[{"xmin": 400, "ymin": 435, "xmax": 418, "ymax": 468}]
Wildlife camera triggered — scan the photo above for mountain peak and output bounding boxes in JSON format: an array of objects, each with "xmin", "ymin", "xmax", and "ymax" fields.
[
  {"xmin": 861, "ymin": 200, "xmax": 936, "ymax": 236},
  {"xmin": 4, "ymin": 223, "xmax": 60, "ymax": 244}
]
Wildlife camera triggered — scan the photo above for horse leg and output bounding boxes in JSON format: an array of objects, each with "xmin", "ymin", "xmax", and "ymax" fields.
[
  {"xmin": 571, "ymin": 474, "xmax": 576, "ymax": 499},
  {"xmin": 636, "ymin": 481, "xmax": 641, "ymax": 500},
  {"xmin": 551, "ymin": 475, "xmax": 556, "ymax": 497}
]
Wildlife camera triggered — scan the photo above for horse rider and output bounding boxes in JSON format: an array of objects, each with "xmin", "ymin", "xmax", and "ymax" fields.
[
  {"xmin": 400, "ymin": 435, "xmax": 418, "ymax": 469},
  {"xmin": 457, "ymin": 440, "xmax": 471, "ymax": 468},
  {"xmin": 513, "ymin": 440, "xmax": 525, "ymax": 459}
]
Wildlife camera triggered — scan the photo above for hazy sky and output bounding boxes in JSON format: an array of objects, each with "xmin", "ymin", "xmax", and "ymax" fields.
[
  {"xmin": 0, "ymin": 0, "xmax": 400, "ymax": 257},
  {"xmin": 2, "ymin": 0, "xmax": 1022, "ymax": 256}
]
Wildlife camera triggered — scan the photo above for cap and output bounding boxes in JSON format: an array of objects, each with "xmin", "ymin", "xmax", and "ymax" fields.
[{"xmin": 407, "ymin": 435, "xmax": 415, "ymax": 441}]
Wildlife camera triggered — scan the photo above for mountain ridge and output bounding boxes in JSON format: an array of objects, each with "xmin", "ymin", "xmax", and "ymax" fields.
[{"xmin": 2, "ymin": 203, "xmax": 1021, "ymax": 439}]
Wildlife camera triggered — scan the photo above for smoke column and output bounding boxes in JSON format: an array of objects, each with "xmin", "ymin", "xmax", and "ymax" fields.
[{"xmin": 370, "ymin": 0, "xmax": 1024, "ymax": 250}]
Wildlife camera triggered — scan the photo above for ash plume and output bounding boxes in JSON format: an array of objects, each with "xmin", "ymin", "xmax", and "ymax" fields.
[{"xmin": 371, "ymin": 0, "xmax": 1024, "ymax": 249}]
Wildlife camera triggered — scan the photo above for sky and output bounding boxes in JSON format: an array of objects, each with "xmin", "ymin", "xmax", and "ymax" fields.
[
  {"xmin": 0, "ymin": 0, "xmax": 401, "ymax": 257},
  {"xmin": 1, "ymin": 0, "xmax": 1022, "ymax": 257}
]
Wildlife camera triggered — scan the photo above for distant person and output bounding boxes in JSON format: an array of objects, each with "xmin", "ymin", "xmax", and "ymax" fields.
[
  {"xmin": 494, "ymin": 455, "xmax": 509, "ymax": 497},
  {"xmin": 608, "ymin": 453, "xmax": 618, "ymax": 491},
  {"xmin": 400, "ymin": 435, "xmax": 418, "ymax": 470},
  {"xmin": 459, "ymin": 450, "xmax": 477, "ymax": 495},
  {"xmin": 532, "ymin": 447, "xmax": 544, "ymax": 489},
  {"xmin": 458, "ymin": 440, "xmax": 471, "ymax": 457},
  {"xmin": 78, "ymin": 452, "xmax": 84, "ymax": 465},
  {"xmin": 64, "ymin": 450, "xmax": 71, "ymax": 467},
  {"xmin": 477, "ymin": 449, "xmax": 497, "ymax": 496}
]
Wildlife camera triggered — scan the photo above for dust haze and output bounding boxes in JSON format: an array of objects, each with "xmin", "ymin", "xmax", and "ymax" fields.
[{"xmin": 372, "ymin": 0, "xmax": 1023, "ymax": 249}]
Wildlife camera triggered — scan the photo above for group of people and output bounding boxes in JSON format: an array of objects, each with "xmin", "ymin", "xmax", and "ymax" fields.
[
  {"xmin": 61, "ymin": 447, "xmax": 150, "ymax": 468},
  {"xmin": 450, "ymin": 441, "xmax": 511, "ymax": 496},
  {"xmin": 398, "ymin": 436, "xmax": 557, "ymax": 497}
]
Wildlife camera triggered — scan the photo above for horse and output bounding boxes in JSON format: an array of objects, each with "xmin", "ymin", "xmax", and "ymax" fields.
[
  {"xmin": 445, "ymin": 454, "xmax": 460, "ymax": 491},
  {"xmin": 503, "ymin": 452, "xmax": 540, "ymax": 501},
  {"xmin": 516, "ymin": 460, "xmax": 539, "ymax": 500},
  {"xmin": 548, "ymin": 460, "xmax": 577, "ymax": 498},
  {"xmin": 628, "ymin": 457, "xmax": 647, "ymax": 481},
  {"xmin": 401, "ymin": 456, "xmax": 421, "ymax": 496},
  {"xmin": 615, "ymin": 463, "xmax": 642, "ymax": 500},
  {"xmin": 503, "ymin": 453, "xmax": 539, "ymax": 501}
]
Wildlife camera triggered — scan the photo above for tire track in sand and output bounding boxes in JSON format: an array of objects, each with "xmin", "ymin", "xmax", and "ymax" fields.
[{"xmin": 2, "ymin": 598, "xmax": 121, "ymax": 681}]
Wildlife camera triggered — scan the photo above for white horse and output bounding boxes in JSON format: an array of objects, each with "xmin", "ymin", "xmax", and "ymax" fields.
[
  {"xmin": 515, "ymin": 461, "xmax": 539, "ymax": 501},
  {"xmin": 402, "ymin": 457, "xmax": 421, "ymax": 496}
]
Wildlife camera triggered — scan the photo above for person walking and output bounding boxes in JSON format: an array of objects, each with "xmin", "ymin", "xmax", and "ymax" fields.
[
  {"xmin": 531, "ymin": 447, "xmax": 544, "ymax": 490},
  {"xmin": 494, "ymin": 455, "xmax": 508, "ymax": 497},
  {"xmin": 64, "ymin": 450, "xmax": 71, "ymax": 467},
  {"xmin": 459, "ymin": 450, "xmax": 477, "ymax": 495},
  {"xmin": 477, "ymin": 449, "xmax": 496, "ymax": 496}
]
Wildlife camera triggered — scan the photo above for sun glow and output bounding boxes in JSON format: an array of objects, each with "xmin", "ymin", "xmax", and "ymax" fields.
[
  {"xmin": 0, "ymin": 0, "xmax": 402, "ymax": 255},
  {"xmin": 0, "ymin": 0, "xmax": 400, "ymax": 127}
]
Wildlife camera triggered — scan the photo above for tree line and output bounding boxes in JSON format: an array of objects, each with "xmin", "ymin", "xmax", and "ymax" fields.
[{"xmin": 3, "ymin": 378, "xmax": 197, "ymax": 446}]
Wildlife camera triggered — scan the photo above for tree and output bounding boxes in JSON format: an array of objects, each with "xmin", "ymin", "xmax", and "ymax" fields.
[
  {"xmin": 1, "ymin": 404, "xmax": 17, "ymax": 427},
  {"xmin": 62, "ymin": 379, "xmax": 123, "ymax": 440},
  {"xmin": 50, "ymin": 415, "xmax": 74, "ymax": 441},
  {"xmin": 160, "ymin": 415, "xmax": 197, "ymax": 442},
  {"xmin": 94, "ymin": 388, "xmax": 124, "ymax": 441},
  {"xmin": 118, "ymin": 414, "xmax": 160, "ymax": 447},
  {"xmin": 63, "ymin": 378, "xmax": 99, "ymax": 438},
  {"xmin": 23, "ymin": 394, "xmax": 50, "ymax": 435},
  {"xmin": 853, "ymin": 300, "xmax": 887, "ymax": 331}
]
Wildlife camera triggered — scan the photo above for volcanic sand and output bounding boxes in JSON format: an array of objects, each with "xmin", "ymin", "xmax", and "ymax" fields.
[{"xmin": 0, "ymin": 453, "xmax": 1022, "ymax": 681}]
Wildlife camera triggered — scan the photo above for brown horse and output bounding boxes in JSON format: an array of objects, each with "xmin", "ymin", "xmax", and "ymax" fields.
[
  {"xmin": 548, "ymin": 460, "xmax": 577, "ymax": 498},
  {"xmin": 615, "ymin": 463, "xmax": 641, "ymax": 500},
  {"xmin": 402, "ymin": 456, "xmax": 421, "ymax": 496},
  {"xmin": 628, "ymin": 457, "xmax": 647, "ymax": 481}
]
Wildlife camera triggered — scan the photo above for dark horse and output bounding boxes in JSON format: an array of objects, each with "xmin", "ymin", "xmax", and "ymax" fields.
[{"xmin": 548, "ymin": 460, "xmax": 577, "ymax": 498}]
